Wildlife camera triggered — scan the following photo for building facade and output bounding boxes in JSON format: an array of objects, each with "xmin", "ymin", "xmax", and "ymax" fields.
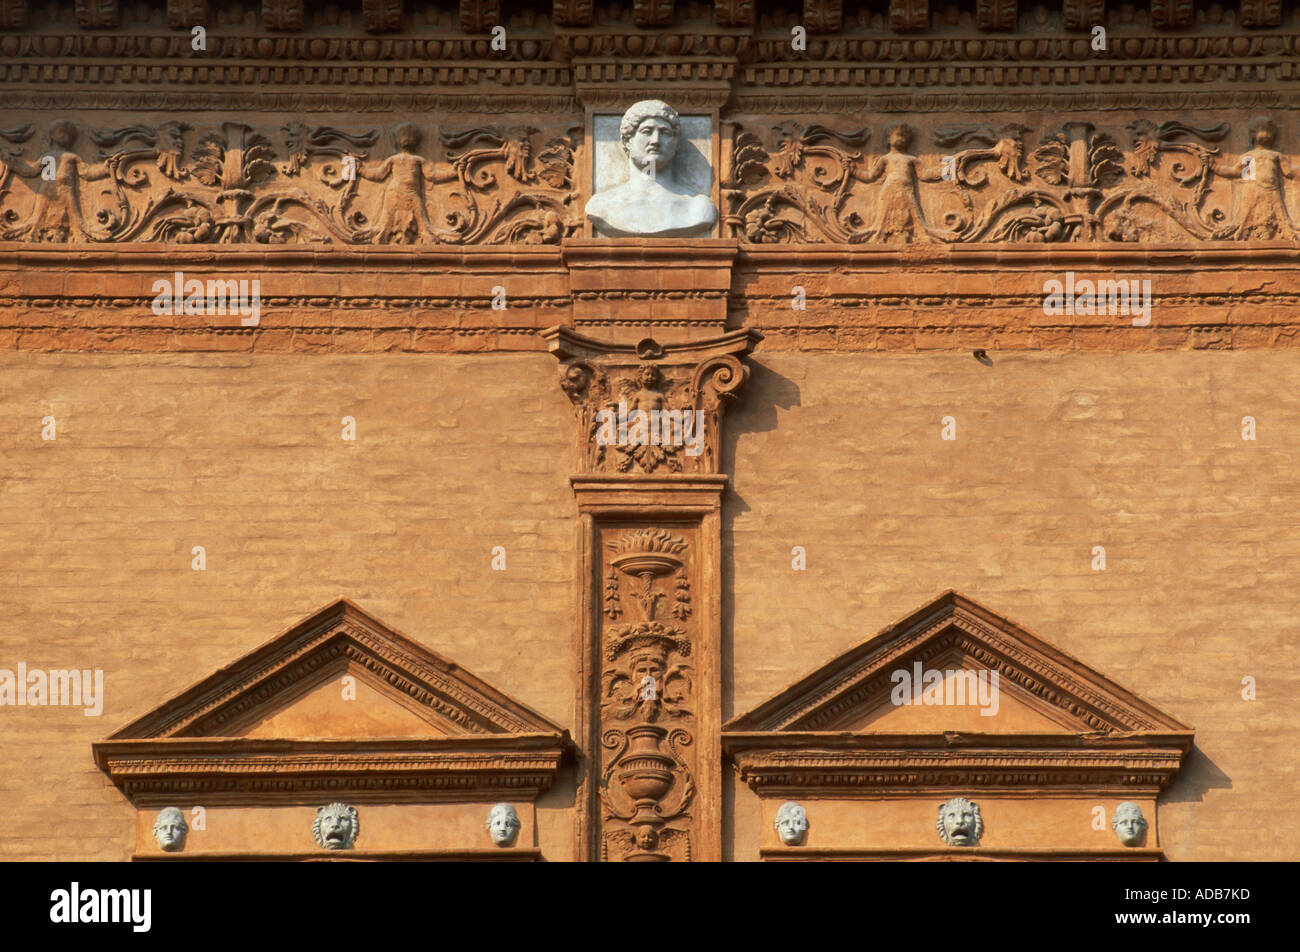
[{"xmin": 1, "ymin": 0, "xmax": 1297, "ymax": 861}]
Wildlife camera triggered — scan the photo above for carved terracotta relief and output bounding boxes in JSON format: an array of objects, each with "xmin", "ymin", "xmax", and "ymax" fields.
[
  {"xmin": 723, "ymin": 116, "xmax": 1299, "ymax": 244},
  {"xmin": 545, "ymin": 324, "xmax": 761, "ymax": 862},
  {"xmin": 0, "ymin": 119, "xmax": 579, "ymax": 245},
  {"xmin": 598, "ymin": 525, "xmax": 699, "ymax": 862}
]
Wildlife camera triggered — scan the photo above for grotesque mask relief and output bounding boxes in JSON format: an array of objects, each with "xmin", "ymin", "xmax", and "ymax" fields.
[
  {"xmin": 152, "ymin": 807, "xmax": 189, "ymax": 852},
  {"xmin": 1112, "ymin": 802, "xmax": 1149, "ymax": 847},
  {"xmin": 773, "ymin": 802, "xmax": 809, "ymax": 846},
  {"xmin": 487, "ymin": 803, "xmax": 521, "ymax": 847},
  {"xmin": 936, "ymin": 797, "xmax": 983, "ymax": 847},
  {"xmin": 313, "ymin": 802, "xmax": 359, "ymax": 851},
  {"xmin": 586, "ymin": 100, "xmax": 716, "ymax": 238}
]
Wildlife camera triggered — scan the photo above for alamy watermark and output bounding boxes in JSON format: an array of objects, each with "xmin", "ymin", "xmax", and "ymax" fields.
[
  {"xmin": 1043, "ymin": 271, "xmax": 1152, "ymax": 327},
  {"xmin": 594, "ymin": 402, "xmax": 705, "ymax": 457},
  {"xmin": 0, "ymin": 663, "xmax": 103, "ymax": 716},
  {"xmin": 50, "ymin": 883, "xmax": 150, "ymax": 932},
  {"xmin": 151, "ymin": 270, "xmax": 261, "ymax": 326},
  {"xmin": 890, "ymin": 661, "xmax": 1000, "ymax": 716}
]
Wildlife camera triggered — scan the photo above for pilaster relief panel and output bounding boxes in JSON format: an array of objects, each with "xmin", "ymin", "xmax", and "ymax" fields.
[{"xmin": 545, "ymin": 324, "xmax": 761, "ymax": 861}]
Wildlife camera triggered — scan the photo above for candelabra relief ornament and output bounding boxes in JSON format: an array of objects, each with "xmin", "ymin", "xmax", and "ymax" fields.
[
  {"xmin": 599, "ymin": 527, "xmax": 697, "ymax": 862},
  {"xmin": 723, "ymin": 115, "xmax": 1300, "ymax": 245},
  {"xmin": 0, "ymin": 119, "xmax": 579, "ymax": 245}
]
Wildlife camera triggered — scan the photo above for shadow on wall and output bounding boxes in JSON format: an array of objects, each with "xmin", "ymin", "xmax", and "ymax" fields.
[
  {"xmin": 1161, "ymin": 745, "xmax": 1231, "ymax": 804},
  {"xmin": 719, "ymin": 359, "xmax": 803, "ymax": 719}
]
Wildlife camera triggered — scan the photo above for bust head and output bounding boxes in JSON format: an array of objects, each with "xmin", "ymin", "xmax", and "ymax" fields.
[
  {"xmin": 152, "ymin": 807, "xmax": 188, "ymax": 852},
  {"xmin": 936, "ymin": 797, "xmax": 983, "ymax": 846},
  {"xmin": 1111, "ymin": 802, "xmax": 1148, "ymax": 847},
  {"xmin": 487, "ymin": 803, "xmax": 521, "ymax": 847},
  {"xmin": 619, "ymin": 100, "xmax": 682, "ymax": 175},
  {"xmin": 774, "ymin": 801, "xmax": 809, "ymax": 846},
  {"xmin": 313, "ymin": 802, "xmax": 359, "ymax": 850}
]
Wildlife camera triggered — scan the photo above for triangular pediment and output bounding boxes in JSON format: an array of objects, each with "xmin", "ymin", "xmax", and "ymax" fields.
[
  {"xmin": 94, "ymin": 599, "xmax": 570, "ymax": 806},
  {"xmin": 723, "ymin": 592, "xmax": 1194, "ymax": 799},
  {"xmin": 726, "ymin": 591, "xmax": 1190, "ymax": 735},
  {"xmin": 109, "ymin": 598, "xmax": 563, "ymax": 740}
]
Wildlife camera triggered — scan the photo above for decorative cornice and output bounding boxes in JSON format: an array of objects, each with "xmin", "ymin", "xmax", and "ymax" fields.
[
  {"xmin": 94, "ymin": 736, "xmax": 568, "ymax": 806},
  {"xmin": 725, "ymin": 732, "xmax": 1192, "ymax": 795}
]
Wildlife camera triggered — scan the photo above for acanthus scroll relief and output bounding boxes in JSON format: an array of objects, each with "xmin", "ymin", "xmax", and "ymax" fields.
[
  {"xmin": 724, "ymin": 115, "xmax": 1300, "ymax": 244},
  {"xmin": 599, "ymin": 526, "xmax": 698, "ymax": 862},
  {"xmin": 0, "ymin": 119, "xmax": 579, "ymax": 245},
  {"xmin": 1, "ymin": 115, "xmax": 1296, "ymax": 246}
]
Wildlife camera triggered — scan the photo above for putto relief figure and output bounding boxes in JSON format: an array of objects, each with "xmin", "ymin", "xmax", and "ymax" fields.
[
  {"xmin": 313, "ymin": 802, "xmax": 359, "ymax": 850},
  {"xmin": 152, "ymin": 807, "xmax": 189, "ymax": 852},
  {"xmin": 850, "ymin": 123, "xmax": 951, "ymax": 243},
  {"xmin": 1212, "ymin": 117, "xmax": 1298, "ymax": 240},
  {"xmin": 486, "ymin": 803, "xmax": 521, "ymax": 847},
  {"xmin": 355, "ymin": 123, "xmax": 456, "ymax": 244},
  {"xmin": 1111, "ymin": 802, "xmax": 1149, "ymax": 847},
  {"xmin": 585, "ymin": 100, "xmax": 716, "ymax": 238},
  {"xmin": 936, "ymin": 797, "xmax": 983, "ymax": 847},
  {"xmin": 773, "ymin": 802, "xmax": 809, "ymax": 846},
  {"xmin": 2, "ymin": 119, "xmax": 120, "ymax": 242}
]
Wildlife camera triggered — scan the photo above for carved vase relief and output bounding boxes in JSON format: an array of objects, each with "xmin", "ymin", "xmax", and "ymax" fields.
[{"xmin": 598, "ymin": 526, "xmax": 698, "ymax": 862}]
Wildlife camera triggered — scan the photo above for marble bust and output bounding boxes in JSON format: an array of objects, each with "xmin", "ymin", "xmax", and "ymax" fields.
[
  {"xmin": 585, "ymin": 100, "xmax": 716, "ymax": 238},
  {"xmin": 773, "ymin": 801, "xmax": 809, "ymax": 846},
  {"xmin": 313, "ymin": 802, "xmax": 359, "ymax": 850},
  {"xmin": 1111, "ymin": 802, "xmax": 1148, "ymax": 847},
  {"xmin": 486, "ymin": 803, "xmax": 521, "ymax": 847},
  {"xmin": 936, "ymin": 797, "xmax": 983, "ymax": 846},
  {"xmin": 152, "ymin": 807, "xmax": 188, "ymax": 852}
]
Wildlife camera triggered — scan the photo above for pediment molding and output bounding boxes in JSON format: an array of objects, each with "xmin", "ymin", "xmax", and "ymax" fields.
[
  {"xmin": 727, "ymin": 591, "xmax": 1191, "ymax": 735},
  {"xmin": 94, "ymin": 599, "xmax": 571, "ymax": 805},
  {"xmin": 723, "ymin": 591, "xmax": 1194, "ymax": 795}
]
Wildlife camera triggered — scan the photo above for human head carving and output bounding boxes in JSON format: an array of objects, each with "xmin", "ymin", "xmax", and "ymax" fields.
[
  {"xmin": 619, "ymin": 100, "xmax": 682, "ymax": 174},
  {"xmin": 487, "ymin": 803, "xmax": 521, "ymax": 847},
  {"xmin": 49, "ymin": 119, "xmax": 77, "ymax": 149},
  {"xmin": 1111, "ymin": 802, "xmax": 1148, "ymax": 847},
  {"xmin": 885, "ymin": 122, "xmax": 914, "ymax": 151},
  {"xmin": 152, "ymin": 807, "xmax": 188, "ymax": 852},
  {"xmin": 936, "ymin": 797, "xmax": 983, "ymax": 846},
  {"xmin": 313, "ymin": 802, "xmax": 359, "ymax": 850},
  {"xmin": 393, "ymin": 122, "xmax": 422, "ymax": 152},
  {"xmin": 1248, "ymin": 116, "xmax": 1277, "ymax": 147},
  {"xmin": 774, "ymin": 801, "xmax": 809, "ymax": 846}
]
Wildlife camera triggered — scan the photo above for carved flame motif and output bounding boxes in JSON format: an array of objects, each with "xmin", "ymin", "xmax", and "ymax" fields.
[{"xmin": 599, "ymin": 527, "xmax": 696, "ymax": 861}]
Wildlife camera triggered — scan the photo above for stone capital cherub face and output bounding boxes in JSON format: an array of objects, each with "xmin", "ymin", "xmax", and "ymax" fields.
[
  {"xmin": 487, "ymin": 803, "xmax": 521, "ymax": 847},
  {"xmin": 313, "ymin": 802, "xmax": 359, "ymax": 850},
  {"xmin": 1111, "ymin": 802, "xmax": 1148, "ymax": 847},
  {"xmin": 152, "ymin": 807, "xmax": 188, "ymax": 852},
  {"xmin": 774, "ymin": 801, "xmax": 809, "ymax": 846},
  {"xmin": 936, "ymin": 797, "xmax": 983, "ymax": 846}
]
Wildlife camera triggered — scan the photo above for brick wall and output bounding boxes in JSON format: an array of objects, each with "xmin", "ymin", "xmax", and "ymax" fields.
[{"xmin": 1, "ymin": 349, "xmax": 1295, "ymax": 860}]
